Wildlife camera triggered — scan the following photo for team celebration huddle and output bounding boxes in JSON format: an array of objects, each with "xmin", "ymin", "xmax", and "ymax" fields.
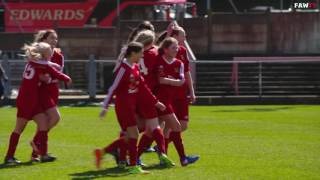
[{"xmin": 3, "ymin": 21, "xmax": 199, "ymax": 174}]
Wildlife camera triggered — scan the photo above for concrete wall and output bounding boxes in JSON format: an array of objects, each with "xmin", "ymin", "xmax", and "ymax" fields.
[
  {"xmin": 271, "ymin": 13, "xmax": 320, "ymax": 54},
  {"xmin": 188, "ymin": 13, "xmax": 320, "ymax": 56},
  {"xmin": 1, "ymin": 13, "xmax": 320, "ymax": 59},
  {"xmin": 0, "ymin": 33, "xmax": 33, "ymax": 50},
  {"xmin": 209, "ymin": 14, "xmax": 268, "ymax": 54},
  {"xmin": 0, "ymin": 28, "xmax": 118, "ymax": 59},
  {"xmin": 57, "ymin": 28, "xmax": 118, "ymax": 59}
]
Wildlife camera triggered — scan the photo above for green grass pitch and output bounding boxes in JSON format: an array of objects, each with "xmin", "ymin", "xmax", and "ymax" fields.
[{"xmin": 0, "ymin": 105, "xmax": 320, "ymax": 179}]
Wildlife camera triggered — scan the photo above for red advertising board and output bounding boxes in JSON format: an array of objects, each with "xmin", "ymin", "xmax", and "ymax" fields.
[
  {"xmin": 3, "ymin": 0, "xmax": 187, "ymax": 32},
  {"xmin": 4, "ymin": 1, "xmax": 98, "ymax": 32}
]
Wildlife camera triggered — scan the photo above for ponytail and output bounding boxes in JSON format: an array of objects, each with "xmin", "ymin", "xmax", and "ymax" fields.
[{"xmin": 113, "ymin": 42, "xmax": 143, "ymax": 72}]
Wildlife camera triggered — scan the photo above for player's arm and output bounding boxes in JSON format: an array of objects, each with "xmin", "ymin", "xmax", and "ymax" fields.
[
  {"xmin": 159, "ymin": 63, "xmax": 185, "ymax": 86},
  {"xmin": 60, "ymin": 54, "xmax": 65, "ymax": 71},
  {"xmin": 139, "ymin": 76, "xmax": 158, "ymax": 105},
  {"xmin": 54, "ymin": 50, "xmax": 65, "ymax": 71},
  {"xmin": 100, "ymin": 67, "xmax": 126, "ymax": 118},
  {"xmin": 186, "ymin": 71, "xmax": 196, "ymax": 103},
  {"xmin": 139, "ymin": 76, "xmax": 166, "ymax": 111},
  {"xmin": 47, "ymin": 65, "xmax": 71, "ymax": 83},
  {"xmin": 166, "ymin": 21, "xmax": 178, "ymax": 36},
  {"xmin": 159, "ymin": 77, "xmax": 184, "ymax": 86},
  {"xmin": 48, "ymin": 61, "xmax": 62, "ymax": 71},
  {"xmin": 39, "ymin": 73, "xmax": 52, "ymax": 84},
  {"xmin": 183, "ymin": 56, "xmax": 195, "ymax": 103}
]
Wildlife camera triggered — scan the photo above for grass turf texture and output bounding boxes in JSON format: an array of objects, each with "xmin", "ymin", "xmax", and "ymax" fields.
[{"xmin": 0, "ymin": 105, "xmax": 319, "ymax": 179}]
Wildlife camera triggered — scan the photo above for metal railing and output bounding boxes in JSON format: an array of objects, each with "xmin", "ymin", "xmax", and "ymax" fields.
[
  {"xmin": 1, "ymin": 55, "xmax": 320, "ymax": 100},
  {"xmin": 0, "ymin": 54, "xmax": 118, "ymax": 99},
  {"xmin": 196, "ymin": 57, "xmax": 320, "ymax": 97}
]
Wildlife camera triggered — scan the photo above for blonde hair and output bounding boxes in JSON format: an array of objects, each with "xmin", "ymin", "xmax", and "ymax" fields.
[
  {"xmin": 22, "ymin": 42, "xmax": 52, "ymax": 61},
  {"xmin": 133, "ymin": 30, "xmax": 155, "ymax": 47},
  {"xmin": 170, "ymin": 26, "xmax": 185, "ymax": 37},
  {"xmin": 34, "ymin": 29, "xmax": 56, "ymax": 43}
]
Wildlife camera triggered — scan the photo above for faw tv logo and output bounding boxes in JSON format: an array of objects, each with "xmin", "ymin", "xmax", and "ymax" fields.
[{"xmin": 294, "ymin": 2, "xmax": 317, "ymax": 9}]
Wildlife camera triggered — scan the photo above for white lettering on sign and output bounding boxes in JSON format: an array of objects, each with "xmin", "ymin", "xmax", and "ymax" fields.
[{"xmin": 9, "ymin": 9, "xmax": 85, "ymax": 21}]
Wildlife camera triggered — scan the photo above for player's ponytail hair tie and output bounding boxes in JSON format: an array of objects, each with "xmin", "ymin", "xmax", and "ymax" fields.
[{"xmin": 113, "ymin": 46, "xmax": 128, "ymax": 72}]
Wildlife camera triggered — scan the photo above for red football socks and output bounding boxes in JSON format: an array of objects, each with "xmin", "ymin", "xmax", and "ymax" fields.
[
  {"xmin": 38, "ymin": 131, "xmax": 48, "ymax": 156},
  {"xmin": 152, "ymin": 128, "xmax": 166, "ymax": 154},
  {"xmin": 170, "ymin": 131, "xmax": 186, "ymax": 159},
  {"xmin": 137, "ymin": 133, "xmax": 153, "ymax": 158},
  {"xmin": 128, "ymin": 138, "xmax": 138, "ymax": 166},
  {"xmin": 5, "ymin": 132, "xmax": 20, "ymax": 159}
]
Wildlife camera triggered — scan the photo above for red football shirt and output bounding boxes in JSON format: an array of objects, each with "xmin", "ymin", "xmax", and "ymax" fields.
[
  {"xmin": 18, "ymin": 61, "xmax": 69, "ymax": 94},
  {"xmin": 102, "ymin": 60, "xmax": 141, "ymax": 109},
  {"xmin": 155, "ymin": 55, "xmax": 185, "ymax": 99},
  {"xmin": 139, "ymin": 46, "xmax": 158, "ymax": 91},
  {"xmin": 39, "ymin": 49, "xmax": 65, "ymax": 106},
  {"xmin": 16, "ymin": 60, "xmax": 71, "ymax": 112},
  {"xmin": 51, "ymin": 49, "xmax": 64, "ymax": 68}
]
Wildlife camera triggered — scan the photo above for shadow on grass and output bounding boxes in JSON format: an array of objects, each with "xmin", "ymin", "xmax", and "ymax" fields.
[
  {"xmin": 211, "ymin": 106, "xmax": 294, "ymax": 113},
  {"xmin": 0, "ymin": 161, "xmax": 36, "ymax": 169},
  {"xmin": 70, "ymin": 167, "xmax": 130, "ymax": 179},
  {"xmin": 70, "ymin": 164, "xmax": 171, "ymax": 179},
  {"xmin": 143, "ymin": 163, "xmax": 171, "ymax": 171}
]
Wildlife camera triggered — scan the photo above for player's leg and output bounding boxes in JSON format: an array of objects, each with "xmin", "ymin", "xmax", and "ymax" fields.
[
  {"xmin": 33, "ymin": 113, "xmax": 55, "ymax": 162},
  {"xmin": 180, "ymin": 121, "xmax": 188, "ymax": 132},
  {"xmin": 164, "ymin": 98, "xmax": 189, "ymax": 151},
  {"xmin": 126, "ymin": 126, "xmax": 139, "ymax": 166},
  {"xmin": 4, "ymin": 117, "xmax": 28, "ymax": 164},
  {"xmin": 161, "ymin": 113, "xmax": 199, "ymax": 166},
  {"xmin": 31, "ymin": 106, "xmax": 61, "ymax": 160},
  {"xmin": 173, "ymin": 99, "xmax": 198, "ymax": 165},
  {"xmin": 126, "ymin": 125, "xmax": 149, "ymax": 174},
  {"xmin": 136, "ymin": 98, "xmax": 175, "ymax": 167},
  {"xmin": 160, "ymin": 113, "xmax": 181, "ymax": 153},
  {"xmin": 136, "ymin": 111, "xmax": 154, "ymax": 159},
  {"xmin": 46, "ymin": 106, "xmax": 61, "ymax": 130},
  {"xmin": 146, "ymin": 118, "xmax": 175, "ymax": 167},
  {"xmin": 94, "ymin": 131, "xmax": 126, "ymax": 169},
  {"xmin": 123, "ymin": 103, "xmax": 149, "ymax": 174},
  {"xmin": 174, "ymin": 98, "xmax": 189, "ymax": 132},
  {"xmin": 31, "ymin": 97, "xmax": 58, "ymax": 159}
]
